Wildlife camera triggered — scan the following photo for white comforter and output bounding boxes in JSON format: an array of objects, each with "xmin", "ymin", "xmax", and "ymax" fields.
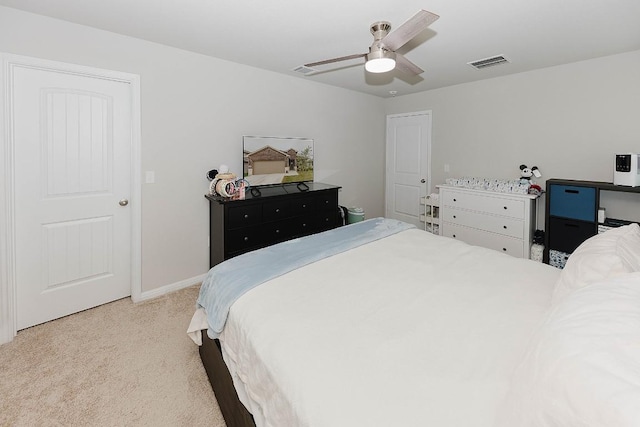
[{"xmin": 218, "ymin": 229, "xmax": 560, "ymax": 427}]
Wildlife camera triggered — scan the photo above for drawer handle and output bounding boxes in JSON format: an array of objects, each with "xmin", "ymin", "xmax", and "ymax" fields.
[
  {"xmin": 503, "ymin": 225, "xmax": 507, "ymax": 229},
  {"xmin": 453, "ymin": 215, "xmax": 456, "ymax": 219},
  {"xmin": 243, "ymin": 237, "xmax": 249, "ymax": 242},
  {"xmin": 564, "ymin": 223, "xmax": 579, "ymax": 228},
  {"xmin": 452, "ymin": 234, "xmax": 456, "ymax": 238},
  {"xmin": 302, "ymin": 223, "xmax": 307, "ymax": 227},
  {"xmin": 275, "ymin": 229, "xmax": 280, "ymax": 234},
  {"xmin": 503, "ymin": 206, "xmax": 508, "ymax": 210},
  {"xmin": 302, "ymin": 204, "xmax": 306, "ymax": 208},
  {"xmin": 275, "ymin": 208, "xmax": 280, "ymax": 213},
  {"xmin": 453, "ymin": 198, "xmax": 457, "ymax": 202},
  {"xmin": 565, "ymin": 189, "xmax": 580, "ymax": 194},
  {"xmin": 244, "ymin": 214, "xmax": 249, "ymax": 219},
  {"xmin": 503, "ymin": 248, "xmax": 507, "ymax": 252}
]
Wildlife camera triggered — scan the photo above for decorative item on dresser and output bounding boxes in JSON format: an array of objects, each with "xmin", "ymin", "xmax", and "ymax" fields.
[
  {"xmin": 437, "ymin": 185, "xmax": 538, "ymax": 258},
  {"xmin": 206, "ymin": 182, "xmax": 341, "ymax": 267},
  {"xmin": 544, "ymin": 179, "xmax": 640, "ymax": 267}
]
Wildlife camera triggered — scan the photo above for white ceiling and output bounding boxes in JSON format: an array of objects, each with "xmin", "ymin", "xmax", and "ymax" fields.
[{"xmin": 2, "ymin": 0, "xmax": 639, "ymax": 98}]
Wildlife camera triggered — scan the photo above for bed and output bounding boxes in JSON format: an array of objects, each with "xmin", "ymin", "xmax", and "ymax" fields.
[{"xmin": 188, "ymin": 217, "xmax": 640, "ymax": 427}]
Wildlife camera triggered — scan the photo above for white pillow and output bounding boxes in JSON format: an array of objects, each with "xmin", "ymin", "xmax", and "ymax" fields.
[
  {"xmin": 497, "ymin": 273, "xmax": 640, "ymax": 427},
  {"xmin": 551, "ymin": 224, "xmax": 638, "ymax": 304},
  {"xmin": 618, "ymin": 223, "xmax": 640, "ymax": 271}
]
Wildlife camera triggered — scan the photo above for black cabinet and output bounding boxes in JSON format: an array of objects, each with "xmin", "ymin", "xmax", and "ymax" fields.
[
  {"xmin": 544, "ymin": 179, "xmax": 640, "ymax": 266},
  {"xmin": 206, "ymin": 182, "xmax": 341, "ymax": 267}
]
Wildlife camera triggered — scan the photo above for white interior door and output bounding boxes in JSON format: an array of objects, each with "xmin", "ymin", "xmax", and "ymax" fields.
[
  {"xmin": 385, "ymin": 112, "xmax": 432, "ymax": 227},
  {"xmin": 12, "ymin": 62, "xmax": 133, "ymax": 330}
]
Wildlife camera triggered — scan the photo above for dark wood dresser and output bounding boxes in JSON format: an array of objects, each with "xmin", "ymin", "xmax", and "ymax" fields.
[{"xmin": 206, "ymin": 182, "xmax": 341, "ymax": 267}]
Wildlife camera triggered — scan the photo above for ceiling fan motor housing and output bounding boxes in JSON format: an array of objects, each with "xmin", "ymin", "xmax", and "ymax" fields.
[
  {"xmin": 369, "ymin": 21, "xmax": 393, "ymax": 57},
  {"xmin": 370, "ymin": 21, "xmax": 392, "ymax": 41}
]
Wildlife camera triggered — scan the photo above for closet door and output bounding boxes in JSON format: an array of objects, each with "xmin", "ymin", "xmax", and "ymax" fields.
[
  {"xmin": 9, "ymin": 58, "xmax": 135, "ymax": 330},
  {"xmin": 385, "ymin": 111, "xmax": 432, "ymax": 228}
]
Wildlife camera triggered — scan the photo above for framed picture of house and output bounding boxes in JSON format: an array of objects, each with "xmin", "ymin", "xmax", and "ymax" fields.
[{"xmin": 243, "ymin": 136, "xmax": 314, "ymax": 187}]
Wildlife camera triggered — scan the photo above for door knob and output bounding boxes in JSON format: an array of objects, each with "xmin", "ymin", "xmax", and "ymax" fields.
[
  {"xmin": 420, "ymin": 179, "xmax": 426, "ymax": 183},
  {"xmin": 119, "ymin": 199, "xmax": 129, "ymax": 206}
]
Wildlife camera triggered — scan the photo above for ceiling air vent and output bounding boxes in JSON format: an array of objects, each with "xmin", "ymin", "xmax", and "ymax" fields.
[
  {"xmin": 468, "ymin": 55, "xmax": 510, "ymax": 70},
  {"xmin": 292, "ymin": 65, "xmax": 317, "ymax": 75}
]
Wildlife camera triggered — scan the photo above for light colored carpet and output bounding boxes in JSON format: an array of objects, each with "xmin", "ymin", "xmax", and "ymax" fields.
[{"xmin": 0, "ymin": 285, "xmax": 227, "ymax": 427}]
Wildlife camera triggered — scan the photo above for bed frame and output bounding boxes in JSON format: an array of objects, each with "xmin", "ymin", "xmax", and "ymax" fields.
[{"xmin": 199, "ymin": 331, "xmax": 257, "ymax": 427}]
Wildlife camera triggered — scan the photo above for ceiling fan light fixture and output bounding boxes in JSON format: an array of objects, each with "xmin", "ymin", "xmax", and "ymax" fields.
[{"xmin": 365, "ymin": 50, "xmax": 396, "ymax": 73}]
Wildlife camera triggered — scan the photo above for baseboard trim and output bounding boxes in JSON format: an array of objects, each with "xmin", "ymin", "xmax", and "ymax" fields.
[{"xmin": 133, "ymin": 273, "xmax": 207, "ymax": 303}]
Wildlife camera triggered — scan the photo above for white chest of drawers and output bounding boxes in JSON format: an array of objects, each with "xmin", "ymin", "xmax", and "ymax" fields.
[{"xmin": 437, "ymin": 185, "xmax": 538, "ymax": 258}]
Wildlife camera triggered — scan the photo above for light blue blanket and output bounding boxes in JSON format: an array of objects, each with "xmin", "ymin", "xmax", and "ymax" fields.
[{"xmin": 197, "ymin": 217, "xmax": 415, "ymax": 338}]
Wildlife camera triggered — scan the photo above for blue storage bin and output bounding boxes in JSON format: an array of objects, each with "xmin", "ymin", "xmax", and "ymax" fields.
[{"xmin": 549, "ymin": 184, "xmax": 596, "ymax": 222}]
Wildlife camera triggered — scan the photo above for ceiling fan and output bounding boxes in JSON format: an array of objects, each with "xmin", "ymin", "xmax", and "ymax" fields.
[{"xmin": 304, "ymin": 9, "xmax": 439, "ymax": 75}]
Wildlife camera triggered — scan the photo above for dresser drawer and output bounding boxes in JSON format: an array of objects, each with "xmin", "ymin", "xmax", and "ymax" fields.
[
  {"xmin": 263, "ymin": 199, "xmax": 291, "ymax": 222},
  {"xmin": 290, "ymin": 215, "xmax": 317, "ymax": 235},
  {"xmin": 441, "ymin": 208, "xmax": 525, "ymax": 239},
  {"xmin": 442, "ymin": 222, "xmax": 524, "ymax": 258},
  {"xmin": 313, "ymin": 210, "xmax": 338, "ymax": 231},
  {"xmin": 226, "ymin": 204, "xmax": 262, "ymax": 229},
  {"xmin": 549, "ymin": 184, "xmax": 596, "ymax": 221},
  {"xmin": 290, "ymin": 196, "xmax": 316, "ymax": 215},
  {"xmin": 441, "ymin": 190, "xmax": 525, "ymax": 219},
  {"xmin": 262, "ymin": 220, "xmax": 295, "ymax": 243},
  {"xmin": 226, "ymin": 225, "xmax": 264, "ymax": 252},
  {"xmin": 314, "ymin": 191, "xmax": 339, "ymax": 211}
]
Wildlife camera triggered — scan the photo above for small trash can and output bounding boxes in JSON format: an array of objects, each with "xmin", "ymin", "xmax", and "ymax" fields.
[{"xmin": 347, "ymin": 207, "xmax": 365, "ymax": 224}]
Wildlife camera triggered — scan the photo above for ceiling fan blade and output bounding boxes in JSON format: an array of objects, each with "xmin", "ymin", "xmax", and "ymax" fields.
[
  {"xmin": 380, "ymin": 9, "xmax": 439, "ymax": 51},
  {"xmin": 394, "ymin": 53, "xmax": 424, "ymax": 75},
  {"xmin": 304, "ymin": 53, "xmax": 367, "ymax": 68}
]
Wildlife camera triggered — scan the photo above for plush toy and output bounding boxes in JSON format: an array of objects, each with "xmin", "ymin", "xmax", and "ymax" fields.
[
  {"xmin": 519, "ymin": 164, "xmax": 543, "ymax": 195},
  {"xmin": 519, "ymin": 164, "xmax": 539, "ymax": 181},
  {"xmin": 529, "ymin": 184, "xmax": 543, "ymax": 196}
]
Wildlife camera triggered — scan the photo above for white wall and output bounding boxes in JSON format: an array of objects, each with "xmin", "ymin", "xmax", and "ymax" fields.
[
  {"xmin": 4, "ymin": 5, "xmax": 638, "ymax": 295},
  {"xmin": 385, "ymin": 49, "xmax": 640, "ymax": 228},
  {"xmin": 0, "ymin": 6, "xmax": 387, "ymax": 293}
]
